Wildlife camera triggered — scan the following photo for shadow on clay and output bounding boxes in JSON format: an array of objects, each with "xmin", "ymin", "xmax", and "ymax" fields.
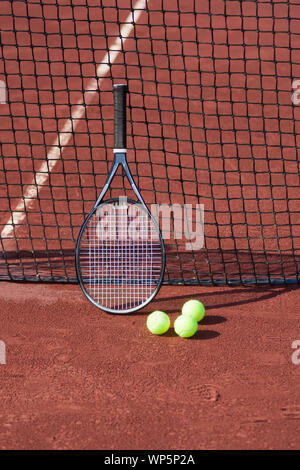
[
  {"xmin": 149, "ymin": 285, "xmax": 296, "ymax": 313},
  {"xmin": 163, "ymin": 328, "xmax": 219, "ymax": 341},
  {"xmin": 199, "ymin": 315, "xmax": 226, "ymax": 325}
]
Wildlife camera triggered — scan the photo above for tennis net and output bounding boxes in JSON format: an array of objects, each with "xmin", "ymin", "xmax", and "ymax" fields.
[{"xmin": 0, "ymin": 0, "xmax": 300, "ymax": 285}]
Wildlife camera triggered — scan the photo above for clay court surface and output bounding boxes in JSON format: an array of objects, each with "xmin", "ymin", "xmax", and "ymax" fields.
[{"xmin": 0, "ymin": 281, "xmax": 299, "ymax": 450}]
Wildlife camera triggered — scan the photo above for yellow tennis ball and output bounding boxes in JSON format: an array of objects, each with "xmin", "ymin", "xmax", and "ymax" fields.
[
  {"xmin": 182, "ymin": 299, "xmax": 205, "ymax": 322},
  {"xmin": 147, "ymin": 311, "xmax": 170, "ymax": 335},
  {"xmin": 174, "ymin": 314, "xmax": 198, "ymax": 338}
]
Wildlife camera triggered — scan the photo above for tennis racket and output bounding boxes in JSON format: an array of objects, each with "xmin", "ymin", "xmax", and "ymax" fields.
[{"xmin": 76, "ymin": 84, "xmax": 165, "ymax": 314}]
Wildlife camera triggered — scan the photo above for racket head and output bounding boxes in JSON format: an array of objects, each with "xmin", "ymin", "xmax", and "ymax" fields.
[{"xmin": 76, "ymin": 198, "xmax": 165, "ymax": 314}]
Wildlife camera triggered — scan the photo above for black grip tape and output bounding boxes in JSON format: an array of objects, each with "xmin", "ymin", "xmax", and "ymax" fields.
[{"xmin": 113, "ymin": 84, "xmax": 127, "ymax": 149}]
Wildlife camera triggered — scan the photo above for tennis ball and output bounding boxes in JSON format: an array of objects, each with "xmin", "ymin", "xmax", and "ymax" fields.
[
  {"xmin": 174, "ymin": 314, "xmax": 198, "ymax": 338},
  {"xmin": 147, "ymin": 311, "xmax": 170, "ymax": 335},
  {"xmin": 182, "ymin": 299, "xmax": 205, "ymax": 322}
]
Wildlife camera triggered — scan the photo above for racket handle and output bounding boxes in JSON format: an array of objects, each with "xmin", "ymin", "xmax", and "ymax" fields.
[{"xmin": 113, "ymin": 84, "xmax": 127, "ymax": 150}]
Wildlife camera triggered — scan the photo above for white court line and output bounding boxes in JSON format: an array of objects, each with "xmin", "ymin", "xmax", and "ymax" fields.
[{"xmin": 1, "ymin": 0, "xmax": 146, "ymax": 239}]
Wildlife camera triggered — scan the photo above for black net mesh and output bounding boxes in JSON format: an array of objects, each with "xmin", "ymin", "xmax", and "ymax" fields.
[{"xmin": 0, "ymin": 0, "xmax": 300, "ymax": 285}]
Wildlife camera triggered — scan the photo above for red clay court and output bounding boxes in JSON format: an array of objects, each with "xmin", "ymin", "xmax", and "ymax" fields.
[{"xmin": 0, "ymin": 0, "xmax": 300, "ymax": 450}]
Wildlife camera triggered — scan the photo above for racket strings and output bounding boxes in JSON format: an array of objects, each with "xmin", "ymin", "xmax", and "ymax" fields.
[{"xmin": 78, "ymin": 202, "xmax": 163, "ymax": 311}]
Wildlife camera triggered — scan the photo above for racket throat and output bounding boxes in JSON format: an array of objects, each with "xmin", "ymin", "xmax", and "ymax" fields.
[
  {"xmin": 94, "ymin": 152, "xmax": 143, "ymax": 208},
  {"xmin": 94, "ymin": 153, "xmax": 124, "ymax": 206}
]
